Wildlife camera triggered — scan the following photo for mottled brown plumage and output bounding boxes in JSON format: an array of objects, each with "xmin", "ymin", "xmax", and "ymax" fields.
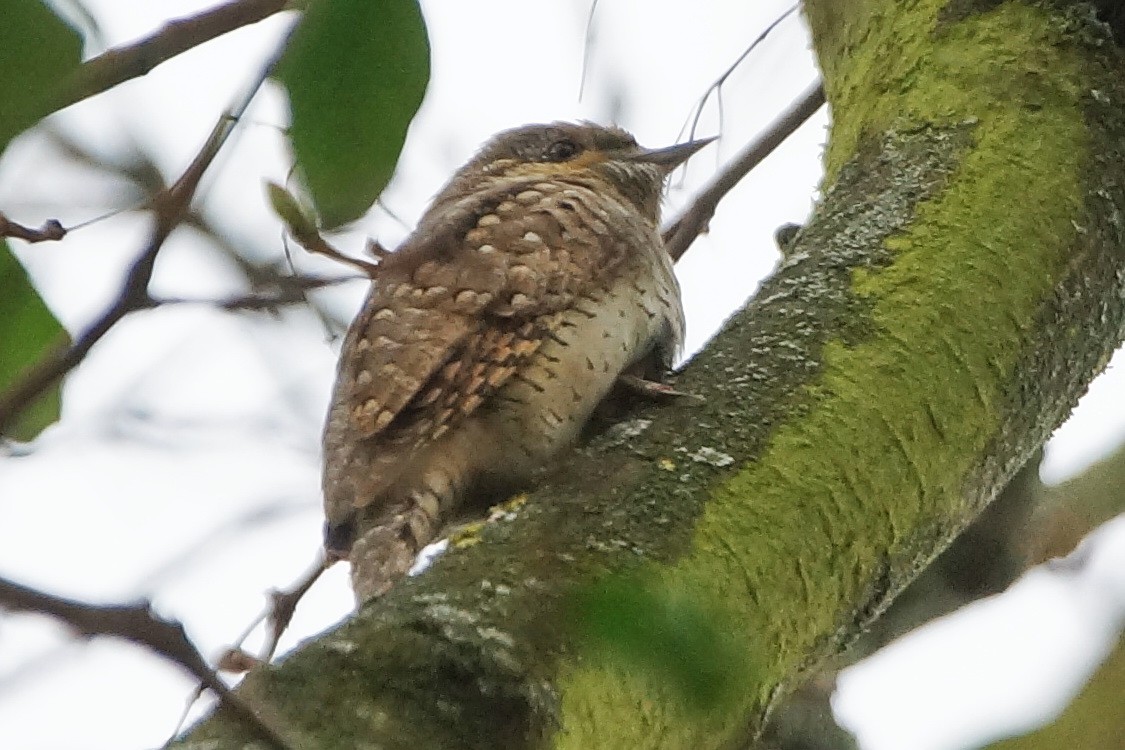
[{"xmin": 322, "ymin": 122, "xmax": 712, "ymax": 601}]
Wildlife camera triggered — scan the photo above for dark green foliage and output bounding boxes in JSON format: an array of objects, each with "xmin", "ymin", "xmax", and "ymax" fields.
[
  {"xmin": 0, "ymin": 0, "xmax": 82, "ymax": 151},
  {"xmin": 274, "ymin": 0, "xmax": 430, "ymax": 229},
  {"xmin": 0, "ymin": 2, "xmax": 79, "ymax": 437},
  {"xmin": 570, "ymin": 576, "xmax": 747, "ymax": 711},
  {"xmin": 0, "ymin": 242, "xmax": 66, "ymax": 439}
]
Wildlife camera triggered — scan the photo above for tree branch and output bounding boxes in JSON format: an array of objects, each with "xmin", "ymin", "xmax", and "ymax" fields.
[
  {"xmin": 679, "ymin": 3, "xmax": 801, "ymax": 143},
  {"xmin": 174, "ymin": 1, "xmax": 1125, "ymax": 745},
  {"xmin": 148, "ymin": 273, "xmax": 358, "ymax": 311},
  {"xmin": 0, "ymin": 131, "xmax": 207, "ymax": 435},
  {"xmin": 0, "ymin": 575, "xmax": 292, "ymax": 750},
  {"xmin": 0, "ymin": 214, "xmax": 66, "ymax": 243},
  {"xmin": 0, "ymin": 36, "xmax": 289, "ymax": 437},
  {"xmin": 54, "ymin": 0, "xmax": 292, "ymax": 112},
  {"xmin": 662, "ymin": 80, "xmax": 826, "ymax": 262}
]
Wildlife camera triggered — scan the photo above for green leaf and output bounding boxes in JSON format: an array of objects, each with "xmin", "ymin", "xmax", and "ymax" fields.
[
  {"xmin": 570, "ymin": 576, "xmax": 750, "ymax": 711},
  {"xmin": 0, "ymin": 2, "xmax": 77, "ymax": 438},
  {"xmin": 274, "ymin": 0, "xmax": 430, "ymax": 229},
  {"xmin": 0, "ymin": 0, "xmax": 83, "ymax": 152},
  {"xmin": 0, "ymin": 242, "xmax": 67, "ymax": 440},
  {"xmin": 265, "ymin": 181, "xmax": 318, "ymax": 243}
]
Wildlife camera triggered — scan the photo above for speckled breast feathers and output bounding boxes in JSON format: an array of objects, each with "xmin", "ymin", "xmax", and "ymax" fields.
[{"xmin": 321, "ymin": 122, "xmax": 706, "ymax": 600}]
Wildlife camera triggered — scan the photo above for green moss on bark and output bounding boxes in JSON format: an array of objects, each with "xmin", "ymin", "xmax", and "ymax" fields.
[
  {"xmin": 176, "ymin": 1, "xmax": 1125, "ymax": 747},
  {"xmin": 555, "ymin": 2, "xmax": 1118, "ymax": 747}
]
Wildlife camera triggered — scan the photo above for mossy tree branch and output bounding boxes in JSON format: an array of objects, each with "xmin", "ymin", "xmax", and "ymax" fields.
[{"xmin": 176, "ymin": 1, "xmax": 1125, "ymax": 747}]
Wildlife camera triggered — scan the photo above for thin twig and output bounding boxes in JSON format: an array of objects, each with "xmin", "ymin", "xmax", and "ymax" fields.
[
  {"xmin": 268, "ymin": 182, "xmax": 380, "ymax": 276},
  {"xmin": 54, "ymin": 0, "xmax": 291, "ymax": 112},
  {"xmin": 149, "ymin": 274, "xmax": 358, "ymax": 312},
  {"xmin": 280, "ymin": 233, "xmax": 350, "ymax": 341},
  {"xmin": 0, "ymin": 126, "xmax": 165, "ymax": 241},
  {"xmin": 0, "ymin": 139, "xmax": 202, "ymax": 433},
  {"xmin": 262, "ymin": 554, "xmax": 331, "ymax": 661},
  {"xmin": 164, "ymin": 685, "xmax": 207, "ymax": 749},
  {"xmin": 0, "ymin": 214, "xmax": 66, "ymax": 243},
  {"xmin": 374, "ymin": 198, "xmax": 411, "ymax": 233},
  {"xmin": 0, "ymin": 576, "xmax": 292, "ymax": 750},
  {"xmin": 212, "ymin": 553, "xmax": 332, "ymax": 675},
  {"xmin": 663, "ymin": 81, "xmax": 826, "ymax": 262},
  {"xmin": 289, "ymin": 231, "xmax": 379, "ymax": 276},
  {"xmin": 163, "ymin": 555, "xmax": 329, "ymax": 743},
  {"xmin": 0, "ymin": 28, "xmax": 292, "ymax": 436},
  {"xmin": 679, "ymin": 3, "xmax": 800, "ymax": 144},
  {"xmin": 577, "ymin": 0, "xmax": 602, "ymax": 102}
]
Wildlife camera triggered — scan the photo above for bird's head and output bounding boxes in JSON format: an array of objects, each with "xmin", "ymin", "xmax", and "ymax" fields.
[{"xmin": 433, "ymin": 122, "xmax": 714, "ymax": 221}]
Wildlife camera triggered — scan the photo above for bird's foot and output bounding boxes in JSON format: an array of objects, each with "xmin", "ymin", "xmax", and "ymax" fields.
[{"xmin": 615, "ymin": 373, "xmax": 702, "ymax": 402}]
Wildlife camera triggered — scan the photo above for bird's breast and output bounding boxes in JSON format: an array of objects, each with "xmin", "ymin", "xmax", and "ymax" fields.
[{"xmin": 479, "ymin": 250, "xmax": 683, "ymax": 478}]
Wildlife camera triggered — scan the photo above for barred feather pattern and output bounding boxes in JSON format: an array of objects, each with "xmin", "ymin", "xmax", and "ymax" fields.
[{"xmin": 323, "ymin": 154, "xmax": 683, "ymax": 602}]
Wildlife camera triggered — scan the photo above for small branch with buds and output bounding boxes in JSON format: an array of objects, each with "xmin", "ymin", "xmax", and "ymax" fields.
[
  {"xmin": 215, "ymin": 553, "xmax": 332, "ymax": 674},
  {"xmin": 267, "ymin": 182, "xmax": 382, "ymax": 276},
  {"xmin": 164, "ymin": 554, "xmax": 332, "ymax": 744},
  {"xmin": 0, "ymin": 214, "xmax": 67, "ymax": 243},
  {"xmin": 0, "ymin": 117, "xmax": 225, "ymax": 435}
]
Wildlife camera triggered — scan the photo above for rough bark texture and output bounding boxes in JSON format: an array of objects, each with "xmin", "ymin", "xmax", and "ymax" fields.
[
  {"xmin": 177, "ymin": 1, "xmax": 1125, "ymax": 747},
  {"xmin": 764, "ymin": 438, "xmax": 1125, "ymax": 750},
  {"xmin": 762, "ymin": 456, "xmax": 1044, "ymax": 750}
]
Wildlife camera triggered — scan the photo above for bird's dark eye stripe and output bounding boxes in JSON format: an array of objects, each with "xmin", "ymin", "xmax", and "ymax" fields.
[{"xmin": 544, "ymin": 139, "xmax": 580, "ymax": 162}]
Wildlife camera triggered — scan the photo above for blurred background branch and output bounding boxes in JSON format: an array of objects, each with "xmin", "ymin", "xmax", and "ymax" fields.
[
  {"xmin": 0, "ymin": 575, "xmax": 291, "ymax": 750},
  {"xmin": 55, "ymin": 0, "xmax": 292, "ymax": 111}
]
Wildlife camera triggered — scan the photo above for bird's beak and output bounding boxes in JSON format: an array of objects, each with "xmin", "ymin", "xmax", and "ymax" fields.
[{"xmin": 622, "ymin": 136, "xmax": 717, "ymax": 172}]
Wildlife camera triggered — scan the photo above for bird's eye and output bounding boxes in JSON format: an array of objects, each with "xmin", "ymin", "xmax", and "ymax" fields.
[{"xmin": 544, "ymin": 139, "xmax": 581, "ymax": 162}]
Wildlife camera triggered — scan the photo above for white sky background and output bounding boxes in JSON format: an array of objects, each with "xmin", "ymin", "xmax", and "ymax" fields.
[{"xmin": 0, "ymin": 1, "xmax": 1123, "ymax": 748}]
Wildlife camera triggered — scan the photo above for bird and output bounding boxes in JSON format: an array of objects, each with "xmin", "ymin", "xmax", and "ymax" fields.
[{"xmin": 321, "ymin": 121, "xmax": 713, "ymax": 601}]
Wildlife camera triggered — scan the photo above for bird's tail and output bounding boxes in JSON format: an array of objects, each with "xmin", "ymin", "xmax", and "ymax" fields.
[{"xmin": 348, "ymin": 477, "xmax": 452, "ymax": 602}]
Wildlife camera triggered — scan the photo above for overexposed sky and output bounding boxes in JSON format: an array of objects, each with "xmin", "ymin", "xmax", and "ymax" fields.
[{"xmin": 1, "ymin": 2, "xmax": 1123, "ymax": 748}]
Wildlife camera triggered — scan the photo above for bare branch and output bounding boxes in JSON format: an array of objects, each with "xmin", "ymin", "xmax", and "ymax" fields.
[
  {"xmin": 0, "ymin": 36, "xmax": 290, "ymax": 436},
  {"xmin": 54, "ymin": 0, "xmax": 292, "ymax": 112},
  {"xmin": 0, "ymin": 575, "xmax": 292, "ymax": 750},
  {"xmin": 0, "ymin": 214, "xmax": 66, "ymax": 243},
  {"xmin": 212, "ymin": 554, "xmax": 332, "ymax": 678},
  {"xmin": 165, "ymin": 685, "xmax": 208, "ymax": 749},
  {"xmin": 150, "ymin": 273, "xmax": 358, "ymax": 312},
  {"xmin": 664, "ymin": 81, "xmax": 826, "ymax": 262},
  {"xmin": 577, "ymin": 0, "xmax": 602, "ymax": 102},
  {"xmin": 262, "ymin": 554, "xmax": 331, "ymax": 661},
  {"xmin": 291, "ymin": 231, "xmax": 380, "ymax": 276},
  {"xmin": 162, "ymin": 553, "xmax": 329, "ymax": 748},
  {"xmin": 679, "ymin": 3, "xmax": 800, "ymax": 143}
]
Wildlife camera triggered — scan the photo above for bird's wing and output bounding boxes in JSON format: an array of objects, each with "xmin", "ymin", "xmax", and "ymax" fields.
[{"xmin": 322, "ymin": 181, "xmax": 642, "ymax": 527}]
